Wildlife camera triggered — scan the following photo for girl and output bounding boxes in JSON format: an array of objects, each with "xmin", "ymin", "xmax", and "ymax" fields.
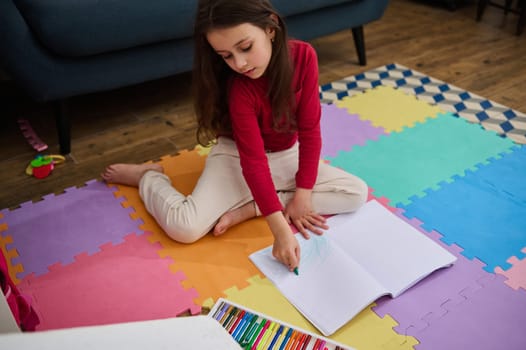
[{"xmin": 102, "ymin": 0, "xmax": 367, "ymax": 272}]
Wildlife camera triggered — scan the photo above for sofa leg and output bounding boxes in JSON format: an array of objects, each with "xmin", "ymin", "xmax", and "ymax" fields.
[
  {"xmin": 55, "ymin": 99, "xmax": 71, "ymax": 155},
  {"xmin": 518, "ymin": 0, "xmax": 526, "ymax": 35},
  {"xmin": 477, "ymin": 0, "xmax": 489, "ymax": 21},
  {"xmin": 351, "ymin": 26, "xmax": 366, "ymax": 66}
]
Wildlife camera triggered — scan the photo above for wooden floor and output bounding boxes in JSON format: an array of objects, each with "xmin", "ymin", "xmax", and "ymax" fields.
[{"xmin": 1, "ymin": 0, "xmax": 525, "ymax": 210}]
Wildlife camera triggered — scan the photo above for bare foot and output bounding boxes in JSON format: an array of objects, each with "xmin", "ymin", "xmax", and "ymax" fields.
[
  {"xmin": 213, "ymin": 202, "xmax": 257, "ymax": 236},
  {"xmin": 101, "ymin": 163, "xmax": 163, "ymax": 186}
]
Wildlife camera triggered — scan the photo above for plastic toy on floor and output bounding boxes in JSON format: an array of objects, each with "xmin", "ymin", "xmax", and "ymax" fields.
[{"xmin": 25, "ymin": 155, "xmax": 66, "ymax": 179}]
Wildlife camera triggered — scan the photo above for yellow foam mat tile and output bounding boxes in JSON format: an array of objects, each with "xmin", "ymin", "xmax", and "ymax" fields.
[
  {"xmin": 336, "ymin": 85, "xmax": 444, "ymax": 133},
  {"xmin": 220, "ymin": 275, "xmax": 418, "ymax": 349}
]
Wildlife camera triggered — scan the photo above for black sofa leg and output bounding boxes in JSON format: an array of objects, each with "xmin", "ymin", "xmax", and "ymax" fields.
[
  {"xmin": 351, "ymin": 26, "xmax": 366, "ymax": 66},
  {"xmin": 55, "ymin": 99, "xmax": 71, "ymax": 155},
  {"xmin": 477, "ymin": 0, "xmax": 489, "ymax": 21},
  {"xmin": 518, "ymin": 0, "xmax": 526, "ymax": 35}
]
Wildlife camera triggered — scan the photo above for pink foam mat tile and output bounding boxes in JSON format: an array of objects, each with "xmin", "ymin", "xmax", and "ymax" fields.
[
  {"xmin": 0, "ymin": 180, "xmax": 144, "ymax": 279},
  {"xmin": 367, "ymin": 187, "xmax": 397, "ymax": 212},
  {"xmin": 17, "ymin": 233, "xmax": 201, "ymax": 331},
  {"xmin": 495, "ymin": 247, "xmax": 526, "ymax": 291}
]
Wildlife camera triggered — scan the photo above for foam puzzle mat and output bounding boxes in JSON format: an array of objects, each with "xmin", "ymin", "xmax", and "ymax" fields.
[{"xmin": 1, "ymin": 63, "xmax": 525, "ymax": 349}]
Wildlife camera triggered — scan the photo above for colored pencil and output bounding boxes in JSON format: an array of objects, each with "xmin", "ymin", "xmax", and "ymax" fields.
[
  {"xmin": 252, "ymin": 320, "xmax": 272, "ymax": 350},
  {"xmin": 278, "ymin": 327, "xmax": 293, "ymax": 350},
  {"xmin": 243, "ymin": 317, "xmax": 265, "ymax": 349},
  {"xmin": 212, "ymin": 301, "xmax": 225, "ymax": 319},
  {"xmin": 215, "ymin": 301, "xmax": 229, "ymax": 321},
  {"xmin": 274, "ymin": 326, "xmax": 289, "ymax": 350},
  {"xmin": 240, "ymin": 315, "xmax": 260, "ymax": 346},
  {"xmin": 284, "ymin": 330, "xmax": 298, "ymax": 350},
  {"xmin": 299, "ymin": 334, "xmax": 311, "ymax": 350},
  {"xmin": 222, "ymin": 306, "xmax": 238, "ymax": 328},
  {"xmin": 267, "ymin": 324, "xmax": 284, "ymax": 350},
  {"xmin": 219, "ymin": 305, "xmax": 233, "ymax": 324},
  {"xmin": 233, "ymin": 312, "xmax": 251, "ymax": 340},
  {"xmin": 225, "ymin": 308, "xmax": 240, "ymax": 332},
  {"xmin": 292, "ymin": 332, "xmax": 305, "ymax": 350},
  {"xmin": 249, "ymin": 319, "xmax": 269, "ymax": 350},
  {"xmin": 257, "ymin": 321, "xmax": 275, "ymax": 350},
  {"xmin": 286, "ymin": 332, "xmax": 296, "ymax": 350},
  {"xmin": 229, "ymin": 310, "xmax": 246, "ymax": 334}
]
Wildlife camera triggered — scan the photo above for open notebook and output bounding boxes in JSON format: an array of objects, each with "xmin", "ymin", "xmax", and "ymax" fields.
[{"xmin": 249, "ymin": 200, "xmax": 457, "ymax": 336}]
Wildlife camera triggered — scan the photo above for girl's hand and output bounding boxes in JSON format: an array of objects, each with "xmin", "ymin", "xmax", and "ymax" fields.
[
  {"xmin": 284, "ymin": 188, "xmax": 329, "ymax": 239},
  {"xmin": 266, "ymin": 212, "xmax": 300, "ymax": 271}
]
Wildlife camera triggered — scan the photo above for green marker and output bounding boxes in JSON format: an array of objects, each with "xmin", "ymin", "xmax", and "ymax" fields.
[
  {"xmin": 293, "ymin": 267, "xmax": 299, "ymax": 276},
  {"xmin": 240, "ymin": 315, "xmax": 259, "ymax": 347}
]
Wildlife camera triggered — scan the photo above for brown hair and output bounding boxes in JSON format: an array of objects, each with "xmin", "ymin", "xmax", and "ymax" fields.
[{"xmin": 193, "ymin": 0, "xmax": 294, "ymax": 146}]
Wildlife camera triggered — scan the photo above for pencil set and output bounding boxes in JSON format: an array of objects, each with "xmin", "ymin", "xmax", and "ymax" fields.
[{"xmin": 208, "ymin": 298, "xmax": 352, "ymax": 350}]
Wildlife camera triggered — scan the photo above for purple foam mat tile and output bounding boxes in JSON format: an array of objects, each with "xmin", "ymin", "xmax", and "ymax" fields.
[
  {"xmin": 373, "ymin": 211, "xmax": 491, "ymax": 335},
  {"xmin": 414, "ymin": 274, "xmax": 526, "ymax": 350},
  {"xmin": 320, "ymin": 103, "xmax": 387, "ymax": 158},
  {"xmin": 2, "ymin": 180, "xmax": 144, "ymax": 279}
]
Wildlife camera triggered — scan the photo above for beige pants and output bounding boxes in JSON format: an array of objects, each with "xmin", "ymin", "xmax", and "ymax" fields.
[{"xmin": 139, "ymin": 137, "xmax": 367, "ymax": 243}]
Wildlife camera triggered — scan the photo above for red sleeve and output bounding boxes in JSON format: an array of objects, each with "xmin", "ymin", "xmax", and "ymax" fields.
[
  {"xmin": 294, "ymin": 42, "xmax": 322, "ymax": 190},
  {"xmin": 229, "ymin": 79, "xmax": 283, "ymax": 216}
]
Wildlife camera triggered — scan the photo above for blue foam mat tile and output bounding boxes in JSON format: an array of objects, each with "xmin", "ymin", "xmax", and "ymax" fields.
[{"xmin": 401, "ymin": 146, "xmax": 526, "ymax": 272}]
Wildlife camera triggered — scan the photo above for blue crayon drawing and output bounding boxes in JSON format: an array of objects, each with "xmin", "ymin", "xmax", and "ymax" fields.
[{"xmin": 297, "ymin": 234, "xmax": 331, "ymax": 271}]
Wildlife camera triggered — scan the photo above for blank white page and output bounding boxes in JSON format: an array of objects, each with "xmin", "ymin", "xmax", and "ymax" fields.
[
  {"xmin": 250, "ymin": 233, "xmax": 387, "ymax": 336},
  {"xmin": 327, "ymin": 200, "xmax": 457, "ymax": 296}
]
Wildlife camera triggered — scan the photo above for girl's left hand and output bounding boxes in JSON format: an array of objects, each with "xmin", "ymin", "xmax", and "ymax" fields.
[{"xmin": 284, "ymin": 188, "xmax": 329, "ymax": 239}]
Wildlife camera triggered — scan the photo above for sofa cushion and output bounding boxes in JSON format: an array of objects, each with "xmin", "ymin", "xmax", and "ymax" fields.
[
  {"xmin": 14, "ymin": 0, "xmax": 198, "ymax": 57},
  {"xmin": 273, "ymin": 0, "xmax": 355, "ymax": 17},
  {"xmin": 13, "ymin": 0, "xmax": 355, "ymax": 57}
]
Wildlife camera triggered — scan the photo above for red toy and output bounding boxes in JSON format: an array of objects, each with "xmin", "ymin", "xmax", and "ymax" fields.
[{"xmin": 25, "ymin": 155, "xmax": 66, "ymax": 179}]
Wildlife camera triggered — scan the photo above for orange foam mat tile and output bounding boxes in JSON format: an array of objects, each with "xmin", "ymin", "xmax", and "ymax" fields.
[
  {"xmin": 0, "ymin": 233, "xmax": 23, "ymax": 285},
  {"xmin": 113, "ymin": 149, "xmax": 207, "ymax": 237},
  {"xmin": 157, "ymin": 217, "xmax": 273, "ymax": 305},
  {"xmin": 112, "ymin": 148, "xmax": 274, "ymax": 304}
]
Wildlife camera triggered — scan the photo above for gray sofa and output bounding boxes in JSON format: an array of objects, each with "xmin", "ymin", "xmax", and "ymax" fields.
[{"xmin": 0, "ymin": 0, "xmax": 389, "ymax": 154}]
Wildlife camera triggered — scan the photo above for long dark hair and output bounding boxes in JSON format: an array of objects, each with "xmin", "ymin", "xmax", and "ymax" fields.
[{"xmin": 193, "ymin": 0, "xmax": 294, "ymax": 146}]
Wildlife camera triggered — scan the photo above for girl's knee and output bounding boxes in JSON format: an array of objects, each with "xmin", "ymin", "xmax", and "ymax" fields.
[
  {"xmin": 163, "ymin": 224, "xmax": 207, "ymax": 244},
  {"xmin": 353, "ymin": 177, "xmax": 369, "ymax": 210}
]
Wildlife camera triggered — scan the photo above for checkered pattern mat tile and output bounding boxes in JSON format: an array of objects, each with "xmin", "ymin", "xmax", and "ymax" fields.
[{"xmin": 319, "ymin": 63, "xmax": 526, "ymax": 144}]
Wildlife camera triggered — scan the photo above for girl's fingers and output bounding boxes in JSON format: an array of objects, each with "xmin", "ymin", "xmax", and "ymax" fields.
[
  {"xmin": 300, "ymin": 216, "xmax": 327, "ymax": 235},
  {"xmin": 290, "ymin": 247, "xmax": 300, "ymax": 271},
  {"xmin": 293, "ymin": 219, "xmax": 311, "ymax": 239},
  {"xmin": 308, "ymin": 214, "xmax": 329, "ymax": 228}
]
